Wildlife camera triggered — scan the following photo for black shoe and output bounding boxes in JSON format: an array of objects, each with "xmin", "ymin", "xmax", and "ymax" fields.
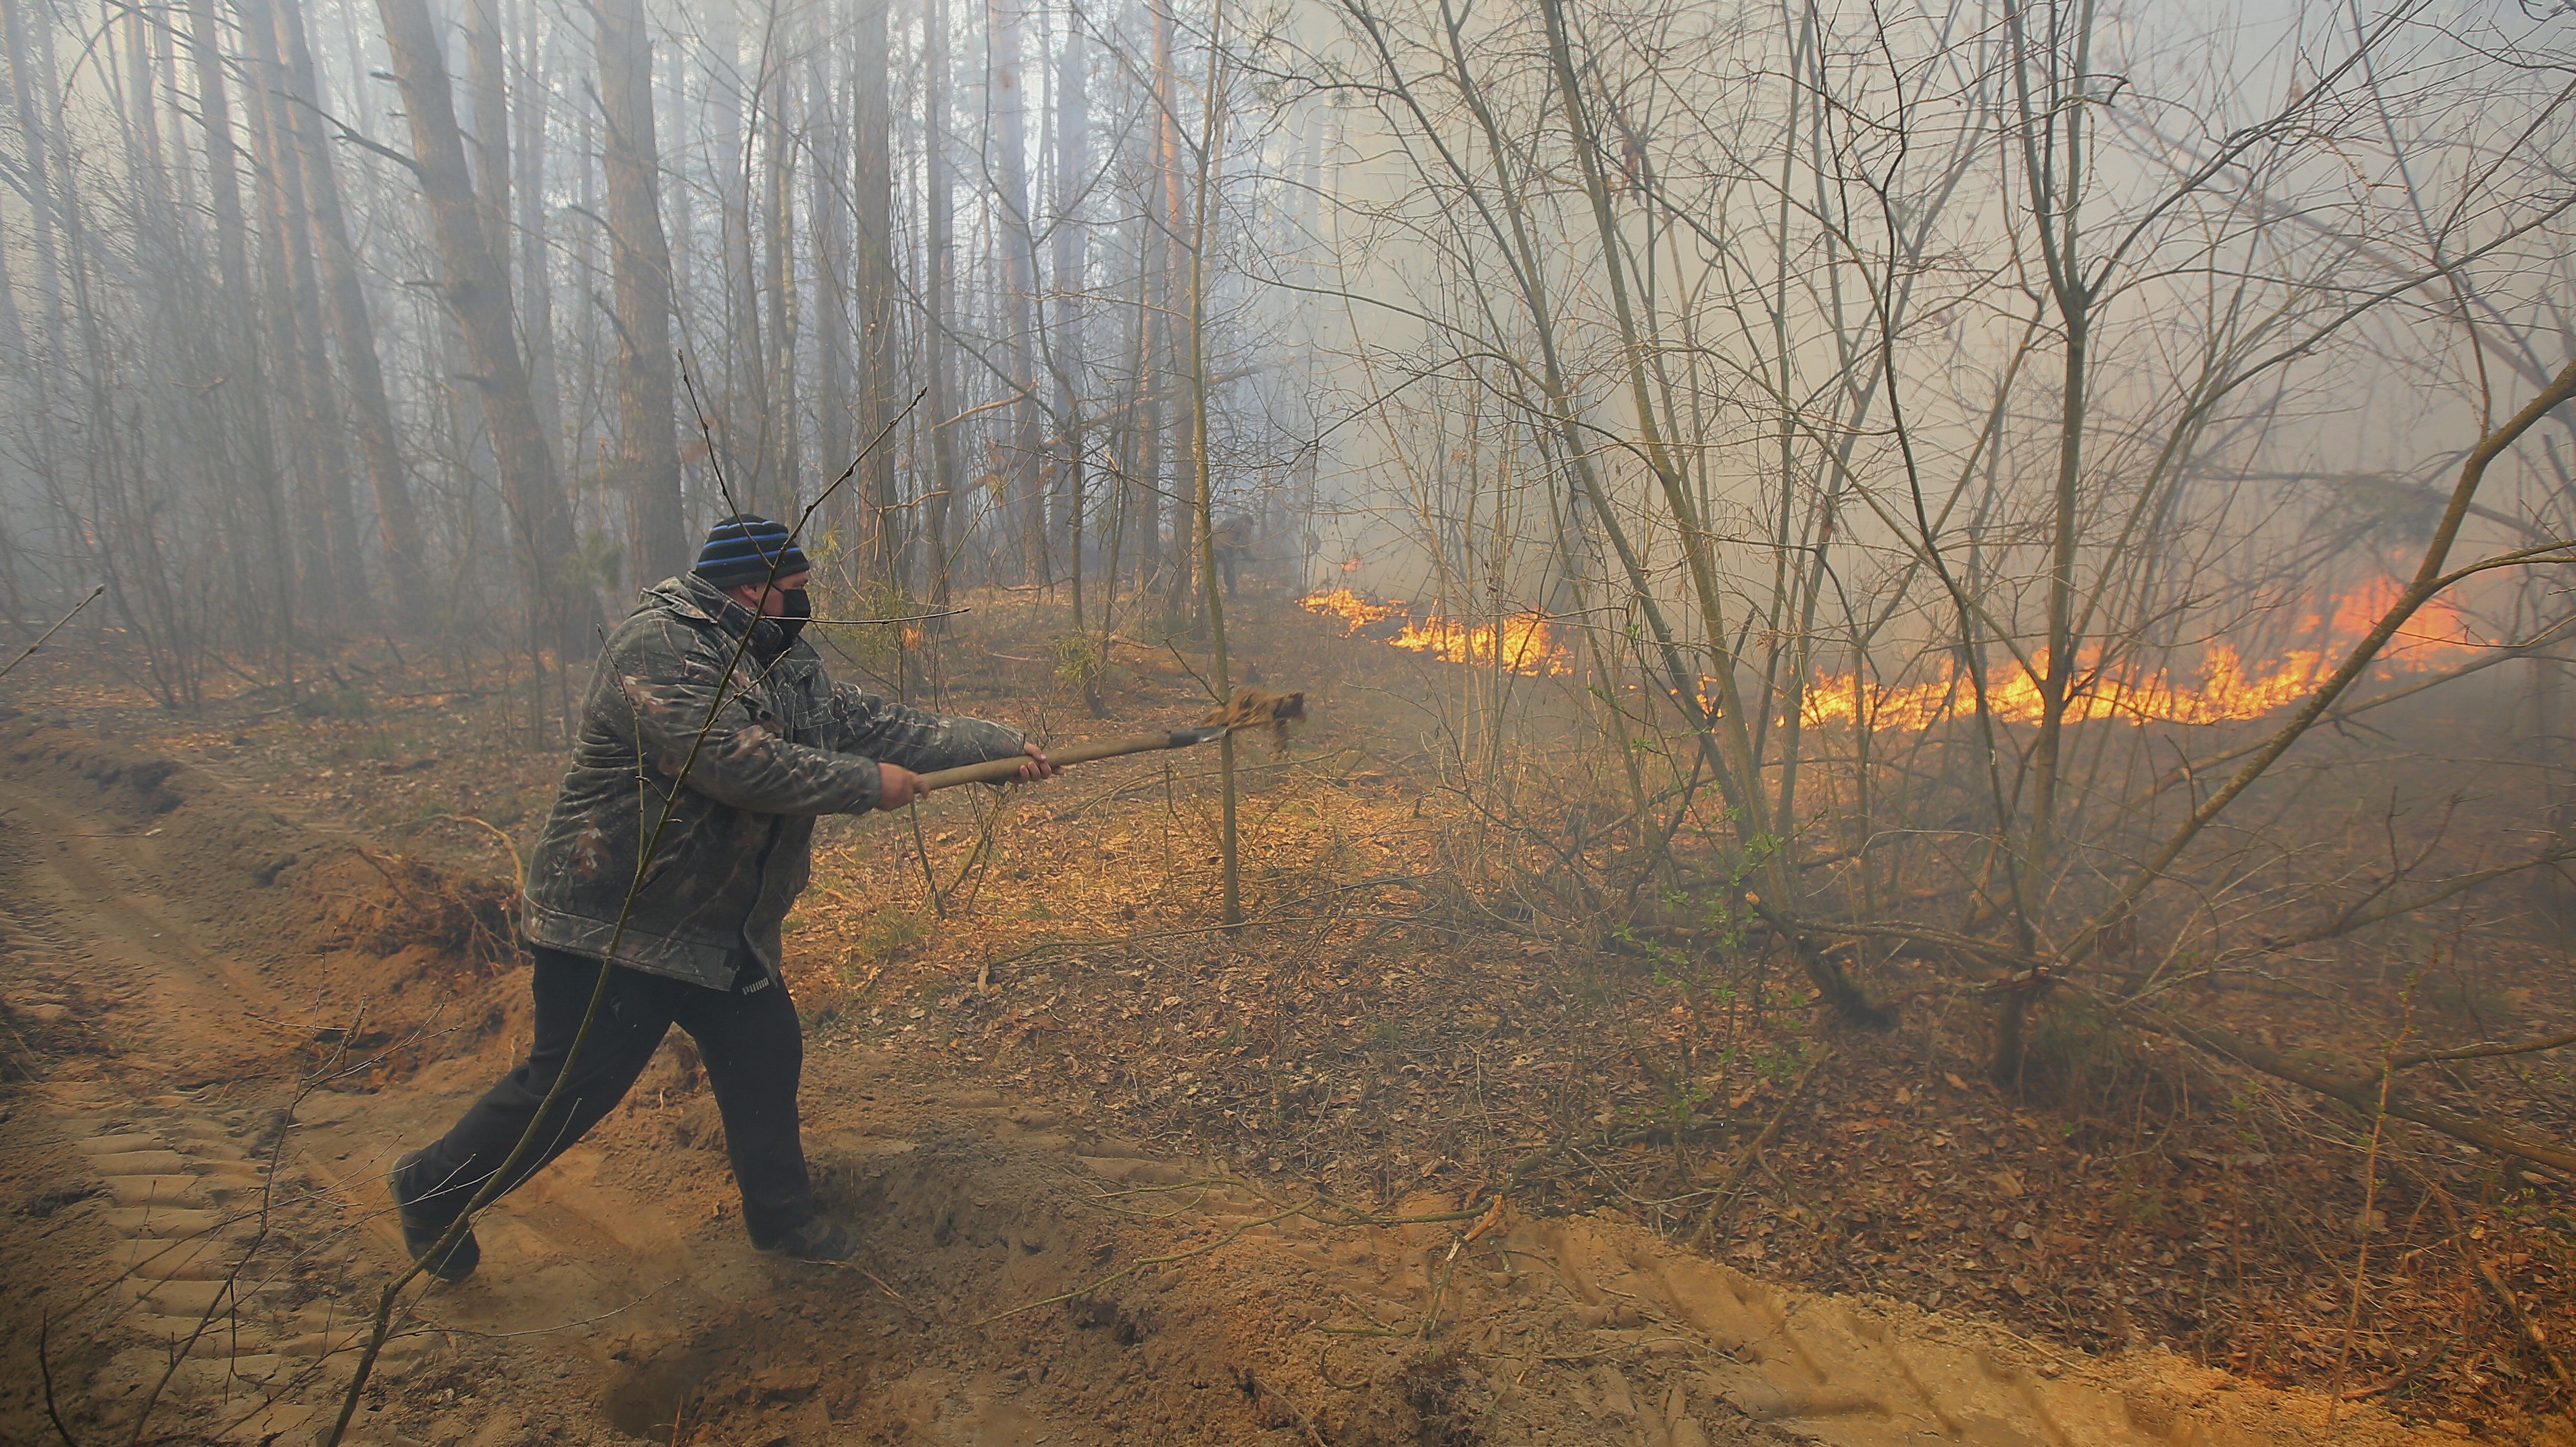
[
  {"xmin": 753, "ymin": 1215, "xmax": 854, "ymax": 1263},
  {"xmin": 389, "ymin": 1150, "xmax": 481, "ymax": 1282}
]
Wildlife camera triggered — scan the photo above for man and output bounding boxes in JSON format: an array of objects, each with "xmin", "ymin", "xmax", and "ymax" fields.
[
  {"xmin": 1210, "ymin": 512, "xmax": 1256, "ymax": 598},
  {"xmin": 388, "ymin": 515, "xmax": 1053, "ymax": 1277}
]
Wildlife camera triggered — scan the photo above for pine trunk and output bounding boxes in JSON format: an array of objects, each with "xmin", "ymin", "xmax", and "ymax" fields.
[
  {"xmin": 990, "ymin": 0, "xmax": 1044, "ymax": 585},
  {"xmin": 595, "ymin": 0, "xmax": 685, "ymax": 586},
  {"xmin": 182, "ymin": 0, "xmax": 298, "ymax": 653},
  {"xmin": 241, "ymin": 0, "xmax": 360, "ymax": 618},
  {"xmin": 810, "ymin": 46, "xmax": 853, "ymax": 522},
  {"xmin": 852, "ymin": 0, "xmax": 901, "ymax": 583},
  {"xmin": 273, "ymin": 0, "xmax": 429, "ymax": 619},
  {"xmin": 375, "ymin": 0, "xmax": 587, "ymax": 658},
  {"xmin": 924, "ymin": 0, "xmax": 958, "ymax": 609},
  {"xmin": 513, "ymin": 0, "xmax": 563, "ymax": 454},
  {"xmin": 1052, "ymin": 16, "xmax": 1089, "ymax": 628}
]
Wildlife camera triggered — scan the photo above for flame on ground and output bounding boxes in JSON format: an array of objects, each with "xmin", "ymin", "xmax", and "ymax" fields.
[
  {"xmin": 1299, "ymin": 588, "xmax": 1572, "ymax": 676},
  {"xmin": 1800, "ymin": 581, "xmax": 2483, "ymax": 731},
  {"xmin": 1389, "ymin": 612, "xmax": 1571, "ymax": 676},
  {"xmin": 1308, "ymin": 578, "xmax": 2481, "ymax": 723},
  {"xmin": 1796, "ymin": 644, "xmax": 2332, "ymax": 731},
  {"xmin": 1298, "ymin": 587, "xmax": 1404, "ymax": 634}
]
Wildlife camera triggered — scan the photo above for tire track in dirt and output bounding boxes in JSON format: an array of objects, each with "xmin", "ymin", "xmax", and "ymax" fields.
[
  {"xmin": 0, "ymin": 775, "xmax": 446, "ymax": 1445},
  {"xmin": 24, "ymin": 1077, "xmax": 431, "ymax": 1444}
]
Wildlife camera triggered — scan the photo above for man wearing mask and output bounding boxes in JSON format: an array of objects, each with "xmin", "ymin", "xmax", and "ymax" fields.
[{"xmin": 388, "ymin": 514, "xmax": 1054, "ymax": 1276}]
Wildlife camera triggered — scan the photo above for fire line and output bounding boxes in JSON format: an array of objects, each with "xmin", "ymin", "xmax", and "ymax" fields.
[
  {"xmin": 1308, "ymin": 582, "xmax": 2485, "ymax": 726},
  {"xmin": 1298, "ymin": 588, "xmax": 1572, "ymax": 677}
]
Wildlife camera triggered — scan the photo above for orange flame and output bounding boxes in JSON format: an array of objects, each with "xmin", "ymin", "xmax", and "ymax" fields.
[
  {"xmin": 1299, "ymin": 588, "xmax": 1572, "ymax": 676},
  {"xmin": 1797, "ymin": 645, "xmax": 2331, "ymax": 731},
  {"xmin": 1298, "ymin": 587, "xmax": 1405, "ymax": 634},
  {"xmin": 1388, "ymin": 611, "xmax": 1571, "ymax": 676},
  {"xmin": 1309, "ymin": 579, "xmax": 2481, "ymax": 718},
  {"xmin": 2326, "ymin": 578, "xmax": 2480, "ymax": 662},
  {"xmin": 1801, "ymin": 580, "xmax": 2485, "ymax": 732}
]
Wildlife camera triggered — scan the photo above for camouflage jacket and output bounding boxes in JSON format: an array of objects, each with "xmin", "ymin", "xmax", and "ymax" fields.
[{"xmin": 521, "ymin": 574, "xmax": 1023, "ymax": 991}]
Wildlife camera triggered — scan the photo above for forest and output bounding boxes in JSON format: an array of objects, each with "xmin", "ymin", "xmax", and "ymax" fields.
[{"xmin": 0, "ymin": 0, "xmax": 2572, "ymax": 1442}]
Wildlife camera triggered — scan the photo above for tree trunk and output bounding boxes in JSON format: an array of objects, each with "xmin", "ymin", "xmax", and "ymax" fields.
[
  {"xmin": 924, "ymin": 0, "xmax": 958, "ymax": 610},
  {"xmin": 182, "ymin": 0, "xmax": 298, "ymax": 657},
  {"xmin": 1151, "ymin": 0, "xmax": 1194, "ymax": 628},
  {"xmin": 273, "ymin": 0, "xmax": 430, "ymax": 620},
  {"xmin": 596, "ymin": 0, "xmax": 685, "ymax": 588},
  {"xmin": 708, "ymin": 4, "xmax": 764, "ymax": 508},
  {"xmin": 1052, "ymin": 13, "xmax": 1089, "ymax": 629},
  {"xmin": 851, "ymin": 0, "xmax": 900, "ymax": 583},
  {"xmin": 810, "ymin": 44, "xmax": 852, "ymax": 522},
  {"xmin": 512, "ymin": 0, "xmax": 563, "ymax": 454},
  {"xmin": 990, "ymin": 0, "xmax": 1044, "ymax": 584},
  {"xmin": 238, "ymin": 10, "xmax": 332, "ymax": 617},
  {"xmin": 1182, "ymin": 11, "xmax": 1235, "ymax": 925},
  {"xmin": 242, "ymin": 0, "xmax": 361, "ymax": 619},
  {"xmin": 375, "ymin": 0, "xmax": 586, "ymax": 658},
  {"xmin": 763, "ymin": 74, "xmax": 799, "ymax": 512},
  {"xmin": 462, "ymin": 0, "xmax": 511, "ymax": 259},
  {"xmin": 2, "ymin": 0, "xmax": 66, "ymax": 343},
  {"xmin": 1131, "ymin": 207, "xmax": 1163, "ymax": 596}
]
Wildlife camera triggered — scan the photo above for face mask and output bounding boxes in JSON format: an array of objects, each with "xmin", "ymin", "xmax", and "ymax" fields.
[{"xmin": 774, "ymin": 587, "xmax": 812, "ymax": 646}]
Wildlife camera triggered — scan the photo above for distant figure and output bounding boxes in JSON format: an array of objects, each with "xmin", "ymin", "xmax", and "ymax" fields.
[{"xmin": 1211, "ymin": 513, "xmax": 1256, "ymax": 597}]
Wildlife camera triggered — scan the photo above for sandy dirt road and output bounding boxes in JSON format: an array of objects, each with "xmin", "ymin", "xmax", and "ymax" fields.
[{"xmin": 0, "ymin": 719, "xmax": 2451, "ymax": 1446}]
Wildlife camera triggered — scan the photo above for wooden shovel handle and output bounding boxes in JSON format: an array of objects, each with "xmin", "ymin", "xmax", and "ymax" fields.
[{"xmin": 914, "ymin": 731, "xmax": 1189, "ymax": 792}]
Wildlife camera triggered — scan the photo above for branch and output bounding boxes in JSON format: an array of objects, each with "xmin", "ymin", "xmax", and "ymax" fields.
[
  {"xmin": 2390, "ymin": 1031, "xmax": 2576, "ymax": 1072},
  {"xmin": 0, "ymin": 584, "xmax": 103, "ymax": 681},
  {"xmin": 2100, "ymin": 993, "xmax": 2576, "ymax": 1179},
  {"xmin": 328, "ymin": 123, "xmax": 426, "ymax": 180}
]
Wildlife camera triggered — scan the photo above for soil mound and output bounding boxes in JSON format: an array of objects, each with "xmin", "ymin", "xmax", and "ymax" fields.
[{"xmin": 5, "ymin": 717, "xmax": 513, "ymax": 958}]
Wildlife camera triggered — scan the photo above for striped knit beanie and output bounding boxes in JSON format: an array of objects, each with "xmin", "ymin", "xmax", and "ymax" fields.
[{"xmin": 692, "ymin": 514, "xmax": 809, "ymax": 589}]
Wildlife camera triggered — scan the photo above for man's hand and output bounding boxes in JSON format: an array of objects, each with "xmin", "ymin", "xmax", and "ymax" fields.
[
  {"xmin": 1013, "ymin": 742, "xmax": 1060, "ymax": 783},
  {"xmin": 876, "ymin": 764, "xmax": 927, "ymax": 810}
]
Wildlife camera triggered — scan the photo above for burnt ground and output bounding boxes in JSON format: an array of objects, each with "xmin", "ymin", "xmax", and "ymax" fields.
[{"xmin": 0, "ymin": 591, "xmax": 2567, "ymax": 1445}]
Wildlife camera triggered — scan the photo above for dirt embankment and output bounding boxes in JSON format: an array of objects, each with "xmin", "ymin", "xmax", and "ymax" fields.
[{"xmin": 0, "ymin": 714, "xmax": 2483, "ymax": 1446}]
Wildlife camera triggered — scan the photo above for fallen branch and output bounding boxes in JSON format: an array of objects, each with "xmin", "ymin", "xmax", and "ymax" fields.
[
  {"xmin": 1489, "ymin": 1097, "xmax": 1774, "ymax": 1195},
  {"xmin": 2334, "ymin": 1336, "xmax": 2455, "ymax": 1402},
  {"xmin": 2068, "ymin": 347, "xmax": 2576, "ymax": 972},
  {"xmin": 816, "ymin": 1259, "xmax": 916, "ymax": 1314},
  {"xmin": 2390, "ymin": 1030, "xmax": 2576, "ymax": 1071},
  {"xmin": 2105, "ymin": 996, "xmax": 2576, "ymax": 1178}
]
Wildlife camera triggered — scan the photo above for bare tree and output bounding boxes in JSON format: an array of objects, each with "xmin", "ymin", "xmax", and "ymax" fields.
[
  {"xmin": 275, "ymin": 0, "xmax": 431, "ymax": 620},
  {"xmin": 597, "ymin": 0, "xmax": 686, "ymax": 583},
  {"xmin": 376, "ymin": 0, "xmax": 587, "ymax": 663}
]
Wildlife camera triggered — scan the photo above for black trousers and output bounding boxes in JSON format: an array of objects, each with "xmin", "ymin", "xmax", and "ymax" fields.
[{"xmin": 395, "ymin": 945, "xmax": 815, "ymax": 1244}]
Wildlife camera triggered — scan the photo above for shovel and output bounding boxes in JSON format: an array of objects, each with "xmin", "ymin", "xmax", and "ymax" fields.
[{"xmin": 914, "ymin": 689, "xmax": 1304, "ymax": 793}]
